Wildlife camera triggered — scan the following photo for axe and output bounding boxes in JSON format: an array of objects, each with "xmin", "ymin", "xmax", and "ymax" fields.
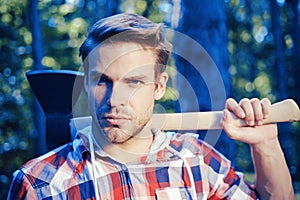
[
  {"xmin": 151, "ymin": 99, "xmax": 300, "ymax": 130},
  {"xmin": 70, "ymin": 99, "xmax": 300, "ymax": 134}
]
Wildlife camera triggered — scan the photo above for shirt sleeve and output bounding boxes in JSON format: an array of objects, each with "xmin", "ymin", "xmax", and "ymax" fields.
[{"xmin": 7, "ymin": 169, "xmax": 38, "ymax": 200}]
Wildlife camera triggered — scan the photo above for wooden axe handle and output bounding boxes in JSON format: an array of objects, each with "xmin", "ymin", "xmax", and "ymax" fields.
[{"xmin": 150, "ymin": 99, "xmax": 300, "ymax": 130}]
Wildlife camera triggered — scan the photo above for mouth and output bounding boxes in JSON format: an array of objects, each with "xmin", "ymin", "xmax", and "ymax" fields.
[{"xmin": 102, "ymin": 115, "xmax": 130, "ymax": 126}]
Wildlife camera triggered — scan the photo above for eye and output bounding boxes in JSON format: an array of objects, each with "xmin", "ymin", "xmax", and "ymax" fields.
[
  {"xmin": 130, "ymin": 79, "xmax": 142, "ymax": 84},
  {"xmin": 127, "ymin": 79, "xmax": 144, "ymax": 87},
  {"xmin": 94, "ymin": 75, "xmax": 112, "ymax": 86},
  {"xmin": 97, "ymin": 76, "xmax": 108, "ymax": 84}
]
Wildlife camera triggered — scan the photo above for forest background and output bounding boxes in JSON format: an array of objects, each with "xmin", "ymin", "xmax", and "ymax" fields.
[{"xmin": 0, "ymin": 0, "xmax": 300, "ymax": 198}]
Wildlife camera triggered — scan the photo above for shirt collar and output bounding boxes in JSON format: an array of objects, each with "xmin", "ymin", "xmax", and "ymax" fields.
[{"xmin": 73, "ymin": 124, "xmax": 175, "ymax": 162}]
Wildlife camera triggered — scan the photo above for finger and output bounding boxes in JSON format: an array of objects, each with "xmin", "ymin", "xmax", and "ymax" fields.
[
  {"xmin": 250, "ymin": 98, "xmax": 264, "ymax": 126},
  {"xmin": 222, "ymin": 109, "xmax": 241, "ymax": 140},
  {"xmin": 223, "ymin": 110, "xmax": 278, "ymax": 144},
  {"xmin": 239, "ymin": 98, "xmax": 255, "ymax": 126},
  {"xmin": 226, "ymin": 98, "xmax": 245, "ymax": 118},
  {"xmin": 261, "ymin": 98, "xmax": 271, "ymax": 119}
]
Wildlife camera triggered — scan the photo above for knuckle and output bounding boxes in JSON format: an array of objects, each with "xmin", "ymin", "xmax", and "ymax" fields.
[
  {"xmin": 226, "ymin": 98, "xmax": 237, "ymax": 108},
  {"xmin": 240, "ymin": 98, "xmax": 249, "ymax": 104},
  {"xmin": 261, "ymin": 97, "xmax": 270, "ymax": 103},
  {"xmin": 261, "ymin": 98, "xmax": 271, "ymax": 108},
  {"xmin": 245, "ymin": 112, "xmax": 254, "ymax": 120},
  {"xmin": 226, "ymin": 98, "xmax": 236, "ymax": 105},
  {"xmin": 239, "ymin": 98, "xmax": 251, "ymax": 108},
  {"xmin": 250, "ymin": 98, "xmax": 260, "ymax": 105},
  {"xmin": 254, "ymin": 112, "xmax": 263, "ymax": 120}
]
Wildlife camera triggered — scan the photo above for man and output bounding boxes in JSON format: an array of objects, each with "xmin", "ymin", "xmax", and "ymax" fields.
[{"xmin": 8, "ymin": 13, "xmax": 294, "ymax": 199}]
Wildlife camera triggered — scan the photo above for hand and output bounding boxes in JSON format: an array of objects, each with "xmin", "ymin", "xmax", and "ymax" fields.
[{"xmin": 222, "ymin": 98, "xmax": 278, "ymax": 145}]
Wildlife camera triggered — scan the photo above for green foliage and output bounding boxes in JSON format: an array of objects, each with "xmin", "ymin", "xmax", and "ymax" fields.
[
  {"xmin": 38, "ymin": 2, "xmax": 89, "ymax": 70},
  {"xmin": 226, "ymin": 0, "xmax": 300, "ymax": 186},
  {"xmin": 0, "ymin": 0, "xmax": 35, "ymax": 198},
  {"xmin": 0, "ymin": 0, "xmax": 299, "ymax": 197},
  {"xmin": 226, "ymin": 0, "xmax": 275, "ymax": 100}
]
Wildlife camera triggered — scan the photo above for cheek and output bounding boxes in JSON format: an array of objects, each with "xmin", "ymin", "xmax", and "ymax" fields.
[
  {"xmin": 129, "ymin": 86, "xmax": 155, "ymax": 109},
  {"xmin": 90, "ymin": 86, "xmax": 106, "ymax": 106}
]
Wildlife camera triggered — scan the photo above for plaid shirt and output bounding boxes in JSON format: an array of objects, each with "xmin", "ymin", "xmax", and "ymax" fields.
[{"xmin": 7, "ymin": 129, "xmax": 258, "ymax": 200}]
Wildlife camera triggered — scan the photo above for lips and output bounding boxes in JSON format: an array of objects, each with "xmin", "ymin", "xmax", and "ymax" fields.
[{"xmin": 102, "ymin": 115, "xmax": 130, "ymax": 126}]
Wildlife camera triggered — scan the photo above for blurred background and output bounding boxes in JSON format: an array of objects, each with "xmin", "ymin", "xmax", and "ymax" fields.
[{"xmin": 0, "ymin": 0, "xmax": 299, "ymax": 198}]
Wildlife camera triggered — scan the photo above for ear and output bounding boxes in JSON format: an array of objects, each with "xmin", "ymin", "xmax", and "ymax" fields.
[{"xmin": 154, "ymin": 72, "xmax": 168, "ymax": 100}]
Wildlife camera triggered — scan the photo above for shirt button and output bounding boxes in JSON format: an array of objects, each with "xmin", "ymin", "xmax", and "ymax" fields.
[{"xmin": 121, "ymin": 164, "xmax": 127, "ymax": 171}]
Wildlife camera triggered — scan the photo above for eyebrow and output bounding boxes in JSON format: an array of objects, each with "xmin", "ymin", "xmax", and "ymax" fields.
[
  {"xmin": 90, "ymin": 70, "xmax": 151, "ymax": 81},
  {"xmin": 123, "ymin": 74, "xmax": 148, "ymax": 81},
  {"xmin": 90, "ymin": 71, "xmax": 112, "ymax": 82},
  {"xmin": 90, "ymin": 70, "xmax": 103, "ymax": 77}
]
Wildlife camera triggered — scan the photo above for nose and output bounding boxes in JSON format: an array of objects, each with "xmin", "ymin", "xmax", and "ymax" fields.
[{"xmin": 106, "ymin": 83, "xmax": 126, "ymax": 107}]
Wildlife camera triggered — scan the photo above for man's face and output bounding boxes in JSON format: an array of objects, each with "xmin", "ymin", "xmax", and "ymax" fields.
[{"xmin": 85, "ymin": 42, "xmax": 167, "ymax": 144}]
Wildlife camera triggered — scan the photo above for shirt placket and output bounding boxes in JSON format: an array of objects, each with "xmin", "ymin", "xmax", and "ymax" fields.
[{"xmin": 117, "ymin": 164, "xmax": 135, "ymax": 200}]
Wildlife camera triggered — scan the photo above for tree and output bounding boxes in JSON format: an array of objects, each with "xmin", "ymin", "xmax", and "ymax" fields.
[
  {"xmin": 0, "ymin": 0, "xmax": 35, "ymax": 198},
  {"xmin": 225, "ymin": 0, "xmax": 300, "ymax": 186},
  {"xmin": 288, "ymin": 0, "xmax": 300, "ymax": 182},
  {"xmin": 1, "ymin": 0, "xmax": 299, "ymax": 197},
  {"xmin": 269, "ymin": 0, "xmax": 297, "ymax": 183},
  {"xmin": 174, "ymin": 0, "xmax": 234, "ymax": 161}
]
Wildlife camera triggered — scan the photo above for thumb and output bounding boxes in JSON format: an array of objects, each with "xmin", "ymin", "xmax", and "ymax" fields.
[{"xmin": 222, "ymin": 109, "xmax": 241, "ymax": 140}]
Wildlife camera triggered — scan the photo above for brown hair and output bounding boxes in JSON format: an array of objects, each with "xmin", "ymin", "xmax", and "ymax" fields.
[{"xmin": 79, "ymin": 13, "xmax": 172, "ymax": 77}]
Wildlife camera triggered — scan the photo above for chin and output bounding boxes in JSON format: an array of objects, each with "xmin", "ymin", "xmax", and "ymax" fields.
[{"xmin": 105, "ymin": 127, "xmax": 132, "ymax": 144}]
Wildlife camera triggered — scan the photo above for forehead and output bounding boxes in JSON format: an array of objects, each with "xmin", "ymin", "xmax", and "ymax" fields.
[{"xmin": 86, "ymin": 42, "xmax": 157, "ymax": 73}]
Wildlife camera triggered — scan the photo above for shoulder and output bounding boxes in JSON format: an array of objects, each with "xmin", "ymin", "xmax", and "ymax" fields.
[
  {"xmin": 14, "ymin": 141, "xmax": 79, "ymax": 188},
  {"xmin": 168, "ymin": 132, "xmax": 230, "ymax": 163},
  {"xmin": 167, "ymin": 132, "xmax": 209, "ymax": 153},
  {"xmin": 8, "ymin": 138, "xmax": 88, "ymax": 199}
]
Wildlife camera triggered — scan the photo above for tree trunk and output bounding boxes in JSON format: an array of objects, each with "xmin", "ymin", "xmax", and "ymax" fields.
[
  {"xmin": 174, "ymin": 0, "xmax": 233, "ymax": 161},
  {"xmin": 289, "ymin": 0, "xmax": 300, "ymax": 183},
  {"xmin": 270, "ymin": 1, "xmax": 288, "ymax": 100},
  {"xmin": 270, "ymin": 0, "xmax": 295, "ymax": 179},
  {"xmin": 30, "ymin": 0, "xmax": 47, "ymax": 155},
  {"xmin": 289, "ymin": 0, "xmax": 300, "ymax": 105}
]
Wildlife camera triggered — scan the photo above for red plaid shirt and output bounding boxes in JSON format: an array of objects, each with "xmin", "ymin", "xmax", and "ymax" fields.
[{"xmin": 7, "ymin": 129, "xmax": 258, "ymax": 199}]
